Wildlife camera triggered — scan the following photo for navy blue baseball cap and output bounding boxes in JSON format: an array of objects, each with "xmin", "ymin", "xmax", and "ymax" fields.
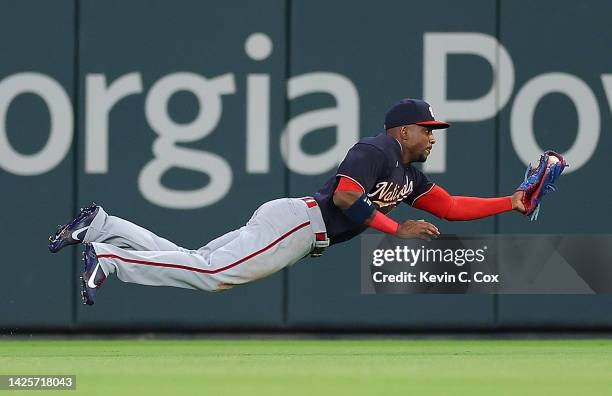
[{"xmin": 384, "ymin": 98, "xmax": 450, "ymax": 130}]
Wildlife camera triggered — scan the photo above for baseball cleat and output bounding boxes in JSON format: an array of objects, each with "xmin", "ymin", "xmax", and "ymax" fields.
[
  {"xmin": 48, "ymin": 204, "xmax": 99, "ymax": 253},
  {"xmin": 80, "ymin": 243, "xmax": 106, "ymax": 306}
]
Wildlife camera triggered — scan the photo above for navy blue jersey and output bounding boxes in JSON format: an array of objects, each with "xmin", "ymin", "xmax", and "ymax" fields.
[{"xmin": 313, "ymin": 133, "xmax": 434, "ymax": 245}]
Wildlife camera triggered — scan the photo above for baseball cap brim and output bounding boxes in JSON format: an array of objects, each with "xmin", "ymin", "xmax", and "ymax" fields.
[{"xmin": 416, "ymin": 120, "xmax": 451, "ymax": 129}]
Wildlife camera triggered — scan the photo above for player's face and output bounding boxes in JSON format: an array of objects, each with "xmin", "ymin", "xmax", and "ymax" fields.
[{"xmin": 404, "ymin": 125, "xmax": 436, "ymax": 163}]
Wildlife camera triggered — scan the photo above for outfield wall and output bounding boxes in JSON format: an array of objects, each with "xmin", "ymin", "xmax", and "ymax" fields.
[{"xmin": 1, "ymin": 0, "xmax": 611, "ymax": 331}]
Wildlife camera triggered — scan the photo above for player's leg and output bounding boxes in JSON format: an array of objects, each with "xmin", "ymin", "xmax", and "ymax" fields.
[
  {"xmin": 81, "ymin": 199, "xmax": 315, "ymax": 303},
  {"xmin": 89, "ymin": 207, "xmax": 245, "ymax": 252},
  {"xmin": 195, "ymin": 199, "xmax": 315, "ymax": 288},
  {"xmin": 50, "ymin": 204, "xmax": 193, "ymax": 253},
  {"xmin": 84, "ymin": 206, "xmax": 188, "ymax": 251},
  {"xmin": 197, "ymin": 227, "xmax": 242, "ymax": 253}
]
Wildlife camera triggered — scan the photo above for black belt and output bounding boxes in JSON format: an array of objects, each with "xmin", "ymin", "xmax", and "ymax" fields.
[{"xmin": 301, "ymin": 197, "xmax": 329, "ymax": 257}]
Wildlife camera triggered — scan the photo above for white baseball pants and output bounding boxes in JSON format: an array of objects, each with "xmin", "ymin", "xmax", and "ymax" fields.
[{"xmin": 83, "ymin": 198, "xmax": 327, "ymax": 292}]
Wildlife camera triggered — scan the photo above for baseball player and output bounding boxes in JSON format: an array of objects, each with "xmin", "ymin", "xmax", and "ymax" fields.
[{"xmin": 48, "ymin": 98, "xmax": 559, "ymax": 306}]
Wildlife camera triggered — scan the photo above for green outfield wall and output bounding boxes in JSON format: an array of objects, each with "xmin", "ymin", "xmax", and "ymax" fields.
[{"xmin": 1, "ymin": 0, "xmax": 611, "ymax": 331}]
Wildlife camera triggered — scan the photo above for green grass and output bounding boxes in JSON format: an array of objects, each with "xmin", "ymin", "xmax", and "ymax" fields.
[{"xmin": 1, "ymin": 339, "xmax": 611, "ymax": 395}]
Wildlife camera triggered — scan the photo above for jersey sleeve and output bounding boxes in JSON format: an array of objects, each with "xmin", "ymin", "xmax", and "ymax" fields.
[
  {"xmin": 403, "ymin": 166, "xmax": 435, "ymax": 206},
  {"xmin": 336, "ymin": 144, "xmax": 389, "ymax": 193}
]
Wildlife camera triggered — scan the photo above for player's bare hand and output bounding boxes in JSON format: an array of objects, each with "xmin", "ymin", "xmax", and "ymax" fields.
[
  {"xmin": 511, "ymin": 191, "xmax": 527, "ymax": 213},
  {"xmin": 395, "ymin": 219, "xmax": 440, "ymax": 241}
]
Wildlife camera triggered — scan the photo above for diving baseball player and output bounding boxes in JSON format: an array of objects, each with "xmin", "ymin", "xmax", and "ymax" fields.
[{"xmin": 48, "ymin": 98, "xmax": 566, "ymax": 305}]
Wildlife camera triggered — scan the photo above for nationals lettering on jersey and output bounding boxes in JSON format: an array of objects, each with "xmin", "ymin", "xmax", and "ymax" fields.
[
  {"xmin": 313, "ymin": 133, "xmax": 434, "ymax": 245},
  {"xmin": 369, "ymin": 177, "xmax": 413, "ymax": 208}
]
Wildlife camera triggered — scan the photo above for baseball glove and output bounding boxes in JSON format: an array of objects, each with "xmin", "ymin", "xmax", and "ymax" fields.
[{"xmin": 516, "ymin": 150, "xmax": 568, "ymax": 221}]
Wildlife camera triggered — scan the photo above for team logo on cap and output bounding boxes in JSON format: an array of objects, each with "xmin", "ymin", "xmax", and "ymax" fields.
[{"xmin": 429, "ymin": 106, "xmax": 436, "ymax": 119}]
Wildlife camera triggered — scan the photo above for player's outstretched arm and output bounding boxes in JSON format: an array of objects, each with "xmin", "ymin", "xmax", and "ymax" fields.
[
  {"xmin": 413, "ymin": 185, "xmax": 526, "ymax": 221},
  {"xmin": 333, "ymin": 189, "xmax": 440, "ymax": 240}
]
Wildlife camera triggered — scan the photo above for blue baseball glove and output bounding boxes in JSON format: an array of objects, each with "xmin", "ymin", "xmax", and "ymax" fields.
[{"xmin": 516, "ymin": 150, "xmax": 568, "ymax": 221}]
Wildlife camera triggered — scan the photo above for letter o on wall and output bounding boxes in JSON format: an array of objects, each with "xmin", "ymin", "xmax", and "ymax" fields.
[
  {"xmin": 511, "ymin": 72, "xmax": 599, "ymax": 173},
  {"xmin": 0, "ymin": 72, "xmax": 73, "ymax": 175}
]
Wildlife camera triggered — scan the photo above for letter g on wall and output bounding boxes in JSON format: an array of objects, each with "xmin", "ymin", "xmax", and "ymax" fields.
[{"xmin": 139, "ymin": 72, "xmax": 236, "ymax": 209}]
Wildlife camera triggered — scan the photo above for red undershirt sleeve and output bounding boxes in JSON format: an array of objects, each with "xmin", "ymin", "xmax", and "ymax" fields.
[
  {"xmin": 336, "ymin": 176, "xmax": 365, "ymax": 192},
  {"xmin": 335, "ymin": 176, "xmax": 399, "ymax": 234},
  {"xmin": 413, "ymin": 185, "xmax": 513, "ymax": 221}
]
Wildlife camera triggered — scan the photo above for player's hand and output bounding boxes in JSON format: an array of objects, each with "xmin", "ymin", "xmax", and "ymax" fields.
[
  {"xmin": 395, "ymin": 219, "xmax": 440, "ymax": 241},
  {"xmin": 511, "ymin": 191, "xmax": 527, "ymax": 214}
]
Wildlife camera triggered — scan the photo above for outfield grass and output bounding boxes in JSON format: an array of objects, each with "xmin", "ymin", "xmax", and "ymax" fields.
[{"xmin": 1, "ymin": 339, "xmax": 611, "ymax": 395}]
